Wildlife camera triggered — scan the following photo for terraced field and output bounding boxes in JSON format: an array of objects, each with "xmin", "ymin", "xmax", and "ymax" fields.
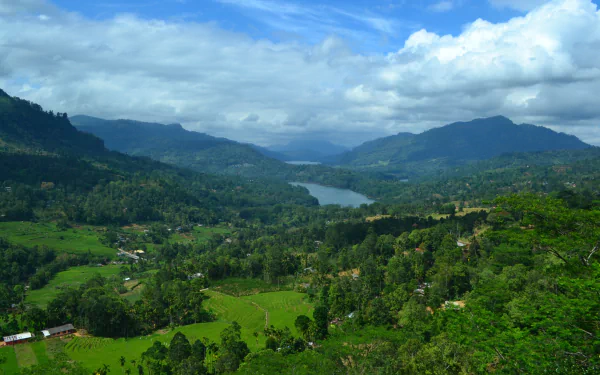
[
  {"xmin": 25, "ymin": 265, "xmax": 122, "ymax": 307},
  {"xmin": 1, "ymin": 290, "xmax": 312, "ymax": 374},
  {"xmin": 0, "ymin": 222, "xmax": 115, "ymax": 258},
  {"xmin": 66, "ymin": 290, "xmax": 311, "ymax": 372},
  {"xmin": 242, "ymin": 291, "xmax": 313, "ymax": 336}
]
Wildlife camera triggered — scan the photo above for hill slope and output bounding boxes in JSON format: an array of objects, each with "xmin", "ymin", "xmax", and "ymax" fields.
[
  {"xmin": 0, "ymin": 91, "xmax": 317, "ymax": 225},
  {"xmin": 335, "ymin": 116, "xmax": 590, "ymax": 176},
  {"xmin": 0, "ymin": 90, "xmax": 104, "ymax": 155},
  {"xmin": 71, "ymin": 115, "xmax": 289, "ymax": 176}
]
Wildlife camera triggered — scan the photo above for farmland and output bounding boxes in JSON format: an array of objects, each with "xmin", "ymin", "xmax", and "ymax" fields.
[
  {"xmin": 0, "ymin": 289, "xmax": 312, "ymax": 373},
  {"xmin": 0, "ymin": 222, "xmax": 115, "ymax": 258},
  {"xmin": 64, "ymin": 290, "xmax": 310, "ymax": 372},
  {"xmin": 25, "ymin": 265, "xmax": 122, "ymax": 307}
]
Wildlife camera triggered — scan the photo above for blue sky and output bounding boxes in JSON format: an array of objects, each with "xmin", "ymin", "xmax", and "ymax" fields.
[
  {"xmin": 51, "ymin": 0, "xmax": 529, "ymax": 53},
  {"xmin": 2, "ymin": 0, "xmax": 600, "ymax": 146}
]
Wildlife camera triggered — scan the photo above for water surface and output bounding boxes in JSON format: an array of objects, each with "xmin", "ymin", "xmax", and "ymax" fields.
[
  {"xmin": 285, "ymin": 161, "xmax": 321, "ymax": 165},
  {"xmin": 290, "ymin": 182, "xmax": 375, "ymax": 208}
]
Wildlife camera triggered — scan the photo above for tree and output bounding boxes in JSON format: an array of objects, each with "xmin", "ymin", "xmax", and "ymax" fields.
[
  {"xmin": 120, "ymin": 356, "xmax": 126, "ymax": 374},
  {"xmin": 191, "ymin": 339, "xmax": 207, "ymax": 362},
  {"xmin": 312, "ymin": 306, "xmax": 329, "ymax": 340},
  {"xmin": 169, "ymin": 332, "xmax": 192, "ymax": 364},
  {"xmin": 265, "ymin": 336, "xmax": 278, "ymax": 351},
  {"xmin": 215, "ymin": 322, "xmax": 249, "ymax": 373},
  {"xmin": 294, "ymin": 315, "xmax": 311, "ymax": 339},
  {"xmin": 142, "ymin": 341, "xmax": 167, "ymax": 375}
]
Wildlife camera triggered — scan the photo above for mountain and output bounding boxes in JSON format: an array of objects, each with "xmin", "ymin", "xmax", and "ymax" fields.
[
  {"xmin": 0, "ymin": 91, "xmax": 318, "ymax": 224},
  {"xmin": 333, "ymin": 116, "xmax": 590, "ymax": 176},
  {"xmin": 0, "ymin": 91, "xmax": 105, "ymax": 155},
  {"xmin": 265, "ymin": 139, "xmax": 349, "ymax": 162},
  {"xmin": 70, "ymin": 115, "xmax": 290, "ymax": 177}
]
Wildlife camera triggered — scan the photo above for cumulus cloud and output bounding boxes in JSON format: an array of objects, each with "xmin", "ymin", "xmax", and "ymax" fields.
[{"xmin": 0, "ymin": 0, "xmax": 599, "ymax": 146}]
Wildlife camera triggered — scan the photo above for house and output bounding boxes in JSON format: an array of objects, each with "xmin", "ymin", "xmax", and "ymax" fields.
[
  {"xmin": 42, "ymin": 324, "xmax": 76, "ymax": 338},
  {"xmin": 3, "ymin": 332, "xmax": 34, "ymax": 346},
  {"xmin": 457, "ymin": 241, "xmax": 467, "ymax": 247},
  {"xmin": 188, "ymin": 272, "xmax": 204, "ymax": 280}
]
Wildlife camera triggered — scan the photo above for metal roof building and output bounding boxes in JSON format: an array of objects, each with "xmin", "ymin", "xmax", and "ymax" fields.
[
  {"xmin": 3, "ymin": 332, "xmax": 34, "ymax": 345},
  {"xmin": 42, "ymin": 324, "xmax": 75, "ymax": 338}
]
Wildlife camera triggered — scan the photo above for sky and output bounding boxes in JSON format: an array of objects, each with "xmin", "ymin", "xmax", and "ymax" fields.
[{"xmin": 1, "ymin": 0, "xmax": 600, "ymax": 146}]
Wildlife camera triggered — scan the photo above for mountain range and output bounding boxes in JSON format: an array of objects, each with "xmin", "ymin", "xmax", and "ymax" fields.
[
  {"xmin": 70, "ymin": 115, "xmax": 290, "ymax": 177},
  {"xmin": 330, "ymin": 116, "xmax": 590, "ymax": 176},
  {"xmin": 72, "ymin": 114, "xmax": 591, "ymax": 180}
]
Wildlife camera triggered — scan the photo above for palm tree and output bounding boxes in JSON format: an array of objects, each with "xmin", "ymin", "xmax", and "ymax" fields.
[{"xmin": 120, "ymin": 356, "xmax": 126, "ymax": 373}]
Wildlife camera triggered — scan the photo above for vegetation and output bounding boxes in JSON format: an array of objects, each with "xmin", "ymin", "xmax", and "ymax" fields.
[
  {"xmin": 1, "ymin": 92, "xmax": 599, "ymax": 374},
  {"xmin": 332, "ymin": 116, "xmax": 590, "ymax": 175}
]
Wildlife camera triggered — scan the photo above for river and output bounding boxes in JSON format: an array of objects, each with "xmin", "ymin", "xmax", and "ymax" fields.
[{"xmin": 290, "ymin": 182, "xmax": 375, "ymax": 208}]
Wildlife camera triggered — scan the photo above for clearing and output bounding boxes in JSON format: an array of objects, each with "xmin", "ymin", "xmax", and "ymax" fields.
[
  {"xmin": 0, "ymin": 222, "xmax": 115, "ymax": 258},
  {"xmin": 25, "ymin": 265, "xmax": 122, "ymax": 307}
]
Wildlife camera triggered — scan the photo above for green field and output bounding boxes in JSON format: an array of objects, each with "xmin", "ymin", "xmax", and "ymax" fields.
[
  {"xmin": 30, "ymin": 342, "xmax": 50, "ymax": 366},
  {"xmin": 2, "ymin": 290, "xmax": 312, "ymax": 373},
  {"xmin": 242, "ymin": 292, "xmax": 313, "ymax": 336},
  {"xmin": 14, "ymin": 345, "xmax": 36, "ymax": 368},
  {"xmin": 26, "ymin": 265, "xmax": 122, "ymax": 307},
  {"xmin": 0, "ymin": 346, "xmax": 19, "ymax": 375},
  {"xmin": 0, "ymin": 222, "xmax": 115, "ymax": 258},
  {"xmin": 204, "ymin": 290, "xmax": 266, "ymax": 336},
  {"xmin": 173, "ymin": 225, "xmax": 232, "ymax": 244}
]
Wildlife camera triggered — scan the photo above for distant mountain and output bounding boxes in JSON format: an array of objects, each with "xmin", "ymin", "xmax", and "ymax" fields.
[
  {"xmin": 333, "ymin": 116, "xmax": 590, "ymax": 176},
  {"xmin": 0, "ymin": 91, "xmax": 318, "ymax": 224},
  {"xmin": 264, "ymin": 139, "xmax": 349, "ymax": 162},
  {"xmin": 71, "ymin": 115, "xmax": 290, "ymax": 177},
  {"xmin": 0, "ymin": 91, "xmax": 105, "ymax": 155}
]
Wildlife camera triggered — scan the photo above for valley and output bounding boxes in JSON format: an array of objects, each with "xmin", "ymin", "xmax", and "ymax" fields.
[{"xmin": 1, "ymin": 89, "xmax": 599, "ymax": 375}]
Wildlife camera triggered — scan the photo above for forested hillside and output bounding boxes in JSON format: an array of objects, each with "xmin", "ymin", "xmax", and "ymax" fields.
[
  {"xmin": 71, "ymin": 115, "xmax": 291, "ymax": 177},
  {"xmin": 1, "ymin": 92, "xmax": 599, "ymax": 375},
  {"xmin": 334, "ymin": 116, "xmax": 591, "ymax": 176}
]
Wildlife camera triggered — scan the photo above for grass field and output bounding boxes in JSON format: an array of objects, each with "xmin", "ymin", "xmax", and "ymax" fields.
[
  {"xmin": 65, "ymin": 323, "xmax": 231, "ymax": 373},
  {"xmin": 0, "ymin": 346, "xmax": 18, "ymax": 375},
  {"xmin": 204, "ymin": 290, "xmax": 266, "ymax": 335},
  {"xmin": 2, "ymin": 288, "xmax": 312, "ymax": 374},
  {"xmin": 0, "ymin": 222, "xmax": 115, "ymax": 258},
  {"xmin": 65, "ymin": 290, "xmax": 311, "ymax": 372},
  {"xmin": 30, "ymin": 342, "xmax": 49, "ymax": 366},
  {"xmin": 25, "ymin": 265, "xmax": 122, "ymax": 307},
  {"xmin": 173, "ymin": 225, "xmax": 232, "ymax": 244},
  {"xmin": 242, "ymin": 292, "xmax": 313, "ymax": 336},
  {"xmin": 14, "ymin": 344, "xmax": 36, "ymax": 368}
]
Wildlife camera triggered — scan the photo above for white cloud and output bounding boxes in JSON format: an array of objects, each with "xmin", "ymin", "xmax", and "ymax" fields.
[{"xmin": 0, "ymin": 0, "xmax": 599, "ymax": 146}]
